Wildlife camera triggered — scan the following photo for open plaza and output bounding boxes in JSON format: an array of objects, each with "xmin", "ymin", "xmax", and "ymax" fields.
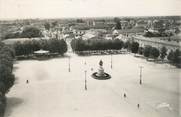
[{"xmin": 4, "ymin": 53, "xmax": 180, "ymax": 117}]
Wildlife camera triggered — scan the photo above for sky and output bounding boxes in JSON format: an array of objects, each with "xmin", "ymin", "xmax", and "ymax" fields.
[{"xmin": 0, "ymin": 0, "xmax": 181, "ymax": 19}]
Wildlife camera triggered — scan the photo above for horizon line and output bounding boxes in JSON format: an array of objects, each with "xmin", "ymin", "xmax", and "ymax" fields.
[{"xmin": 0, "ymin": 15, "xmax": 180, "ymax": 21}]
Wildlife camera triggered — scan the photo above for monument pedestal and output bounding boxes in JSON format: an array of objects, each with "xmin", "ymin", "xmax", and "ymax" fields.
[
  {"xmin": 91, "ymin": 60, "xmax": 111, "ymax": 80},
  {"xmin": 97, "ymin": 66, "xmax": 104, "ymax": 76}
]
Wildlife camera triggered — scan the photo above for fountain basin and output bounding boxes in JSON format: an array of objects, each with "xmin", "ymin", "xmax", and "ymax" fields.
[{"xmin": 91, "ymin": 72, "xmax": 111, "ymax": 80}]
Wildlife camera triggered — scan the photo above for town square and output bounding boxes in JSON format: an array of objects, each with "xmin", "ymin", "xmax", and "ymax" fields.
[{"xmin": 0, "ymin": 0, "xmax": 181, "ymax": 117}]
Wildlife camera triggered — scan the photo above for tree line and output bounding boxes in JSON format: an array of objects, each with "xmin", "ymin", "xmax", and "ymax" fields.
[
  {"xmin": 13, "ymin": 39, "xmax": 67, "ymax": 56},
  {"xmin": 71, "ymin": 38, "xmax": 180, "ymax": 66},
  {"xmin": 125, "ymin": 41, "xmax": 181, "ymax": 65},
  {"xmin": 71, "ymin": 39, "xmax": 124, "ymax": 52},
  {"xmin": 4, "ymin": 26, "xmax": 43, "ymax": 39},
  {"xmin": 0, "ymin": 42, "xmax": 15, "ymax": 116}
]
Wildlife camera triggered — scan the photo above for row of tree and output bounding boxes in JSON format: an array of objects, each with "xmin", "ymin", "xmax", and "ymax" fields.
[
  {"xmin": 167, "ymin": 49, "xmax": 181, "ymax": 64},
  {"xmin": 0, "ymin": 42, "xmax": 15, "ymax": 95},
  {"xmin": 13, "ymin": 39, "xmax": 67, "ymax": 56},
  {"xmin": 143, "ymin": 31, "xmax": 173, "ymax": 37},
  {"xmin": 71, "ymin": 39, "xmax": 124, "ymax": 51},
  {"xmin": 125, "ymin": 41, "xmax": 181, "ymax": 64},
  {"xmin": 4, "ymin": 26, "xmax": 43, "ymax": 39},
  {"xmin": 0, "ymin": 42, "xmax": 15, "ymax": 116},
  {"xmin": 71, "ymin": 38, "xmax": 180, "ymax": 65}
]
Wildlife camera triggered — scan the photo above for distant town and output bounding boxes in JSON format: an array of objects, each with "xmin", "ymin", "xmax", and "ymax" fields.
[{"xmin": 1, "ymin": 16, "xmax": 181, "ymax": 49}]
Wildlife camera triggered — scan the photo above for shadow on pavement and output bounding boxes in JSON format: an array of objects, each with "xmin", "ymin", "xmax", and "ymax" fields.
[{"xmin": 4, "ymin": 97, "xmax": 23, "ymax": 117}]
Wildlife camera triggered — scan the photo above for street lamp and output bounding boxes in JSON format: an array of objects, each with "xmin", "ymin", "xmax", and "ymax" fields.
[
  {"xmin": 84, "ymin": 70, "xmax": 87, "ymax": 90},
  {"xmin": 68, "ymin": 57, "xmax": 70, "ymax": 72},
  {"xmin": 111, "ymin": 54, "xmax": 113, "ymax": 69},
  {"xmin": 139, "ymin": 66, "xmax": 143, "ymax": 85}
]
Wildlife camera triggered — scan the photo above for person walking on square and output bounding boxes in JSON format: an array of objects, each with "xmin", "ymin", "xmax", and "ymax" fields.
[
  {"xmin": 137, "ymin": 104, "xmax": 140, "ymax": 108},
  {"xmin": 26, "ymin": 80, "xmax": 29, "ymax": 84},
  {"xmin": 123, "ymin": 93, "xmax": 126, "ymax": 98}
]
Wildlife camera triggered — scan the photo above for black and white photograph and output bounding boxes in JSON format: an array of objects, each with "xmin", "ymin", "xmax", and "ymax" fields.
[{"xmin": 0, "ymin": 0, "xmax": 180, "ymax": 117}]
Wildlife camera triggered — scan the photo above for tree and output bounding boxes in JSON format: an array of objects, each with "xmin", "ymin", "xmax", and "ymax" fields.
[
  {"xmin": 150, "ymin": 47, "xmax": 160, "ymax": 60},
  {"xmin": 173, "ymin": 49, "xmax": 181, "ymax": 64},
  {"xmin": 0, "ymin": 45, "xmax": 15, "ymax": 59},
  {"xmin": 143, "ymin": 46, "xmax": 152, "ymax": 59},
  {"xmin": 44, "ymin": 22, "xmax": 51, "ymax": 30},
  {"xmin": 0, "ymin": 65, "xmax": 15, "ymax": 94},
  {"xmin": 153, "ymin": 20, "xmax": 165, "ymax": 33},
  {"xmin": 52, "ymin": 21, "xmax": 58, "ymax": 28},
  {"xmin": 114, "ymin": 17, "xmax": 122, "ymax": 29},
  {"xmin": 131, "ymin": 42, "xmax": 139, "ymax": 54},
  {"xmin": 167, "ymin": 50, "xmax": 174, "ymax": 62},
  {"xmin": 0, "ymin": 43, "xmax": 15, "ymax": 95},
  {"xmin": 14, "ymin": 42, "xmax": 25, "ymax": 56},
  {"xmin": 76, "ymin": 19, "xmax": 84, "ymax": 23},
  {"xmin": 138, "ymin": 47, "xmax": 144, "ymax": 55},
  {"xmin": 21, "ymin": 26, "xmax": 43, "ymax": 38},
  {"xmin": 175, "ymin": 27, "xmax": 180, "ymax": 34},
  {"xmin": 59, "ymin": 39, "xmax": 68, "ymax": 55},
  {"xmin": 0, "ymin": 82, "xmax": 6, "ymax": 95},
  {"xmin": 71, "ymin": 39, "xmax": 124, "ymax": 52},
  {"xmin": 0, "ymin": 54, "xmax": 13, "ymax": 71},
  {"xmin": 48, "ymin": 39, "xmax": 67, "ymax": 55},
  {"xmin": 124, "ymin": 41, "xmax": 131, "ymax": 50},
  {"xmin": 4, "ymin": 32, "xmax": 21, "ymax": 39},
  {"xmin": 160, "ymin": 46, "xmax": 167, "ymax": 61},
  {"xmin": 115, "ymin": 22, "xmax": 122, "ymax": 29}
]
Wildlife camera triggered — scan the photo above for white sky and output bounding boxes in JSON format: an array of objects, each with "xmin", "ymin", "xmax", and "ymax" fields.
[{"xmin": 0, "ymin": 0, "xmax": 180, "ymax": 19}]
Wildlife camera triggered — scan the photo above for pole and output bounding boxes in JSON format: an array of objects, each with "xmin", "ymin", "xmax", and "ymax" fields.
[
  {"xmin": 111, "ymin": 54, "xmax": 112, "ymax": 69},
  {"xmin": 68, "ymin": 57, "xmax": 70, "ymax": 72},
  {"xmin": 85, "ymin": 70, "xmax": 87, "ymax": 90},
  {"xmin": 139, "ymin": 66, "xmax": 143, "ymax": 85}
]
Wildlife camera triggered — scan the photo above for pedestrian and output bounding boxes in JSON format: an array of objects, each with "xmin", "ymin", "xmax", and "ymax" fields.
[
  {"xmin": 137, "ymin": 104, "xmax": 140, "ymax": 108},
  {"xmin": 26, "ymin": 80, "xmax": 29, "ymax": 84},
  {"xmin": 123, "ymin": 93, "xmax": 126, "ymax": 98}
]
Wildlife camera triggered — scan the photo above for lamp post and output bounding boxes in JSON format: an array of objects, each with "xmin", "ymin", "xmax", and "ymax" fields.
[
  {"xmin": 111, "ymin": 54, "xmax": 112, "ymax": 69},
  {"xmin": 139, "ymin": 66, "xmax": 143, "ymax": 85},
  {"xmin": 68, "ymin": 57, "xmax": 70, "ymax": 72},
  {"xmin": 84, "ymin": 70, "xmax": 87, "ymax": 90}
]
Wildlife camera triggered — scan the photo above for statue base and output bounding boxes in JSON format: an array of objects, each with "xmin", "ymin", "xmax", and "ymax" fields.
[
  {"xmin": 97, "ymin": 66, "xmax": 104, "ymax": 76},
  {"xmin": 91, "ymin": 72, "xmax": 111, "ymax": 80}
]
